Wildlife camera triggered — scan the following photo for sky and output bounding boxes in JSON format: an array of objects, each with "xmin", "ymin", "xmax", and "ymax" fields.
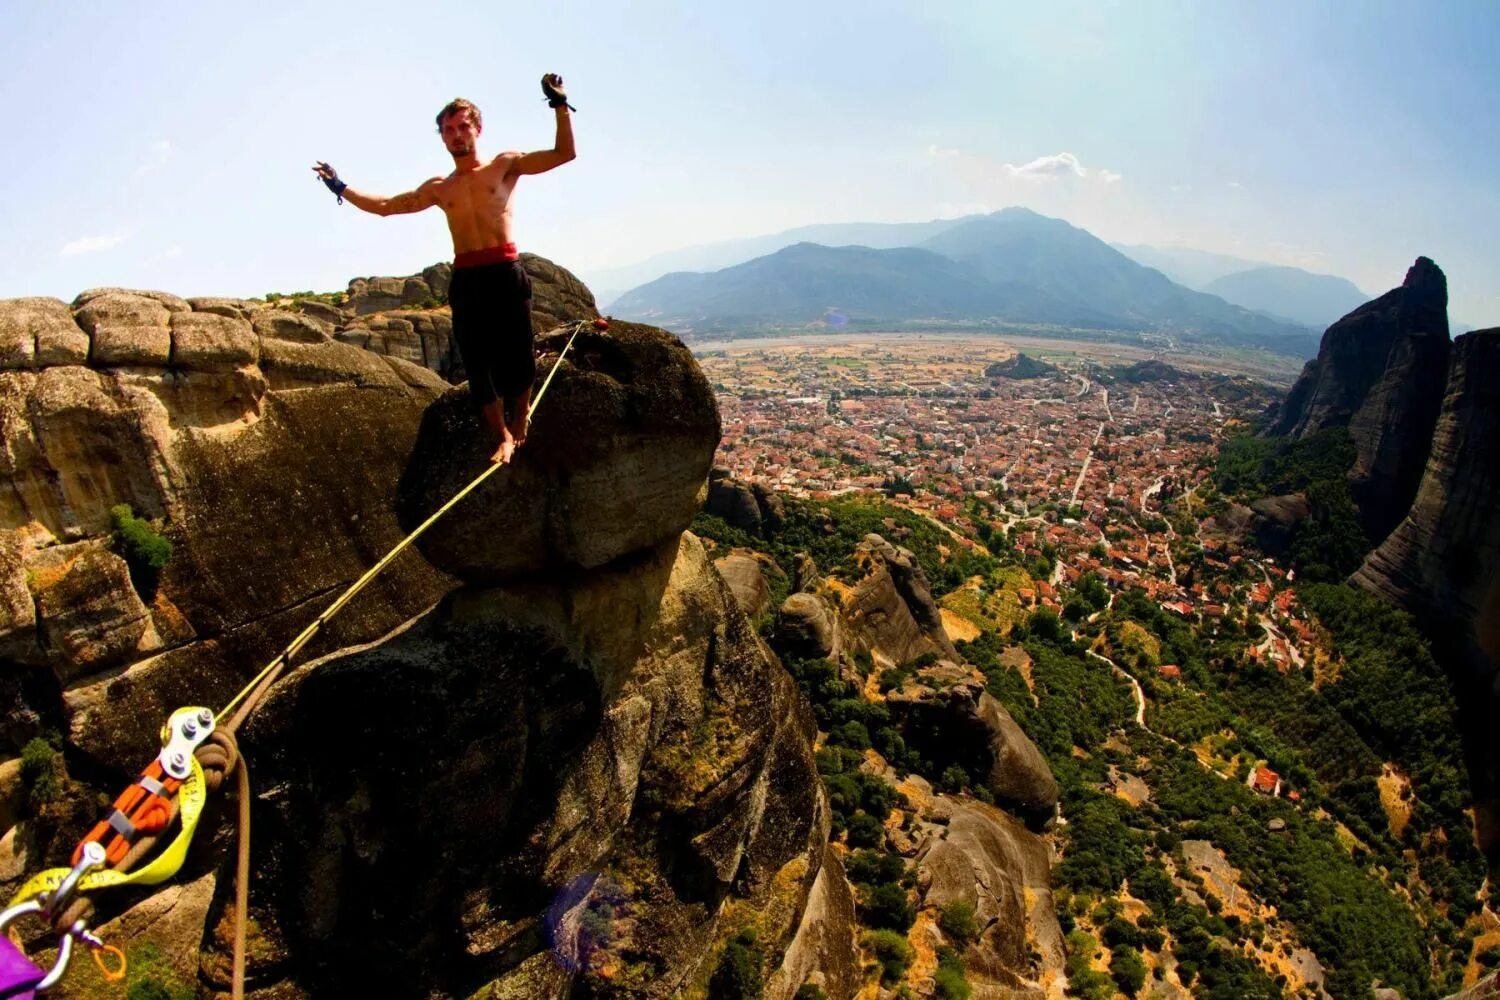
[{"xmin": 3, "ymin": 1, "xmax": 1497, "ymax": 326}]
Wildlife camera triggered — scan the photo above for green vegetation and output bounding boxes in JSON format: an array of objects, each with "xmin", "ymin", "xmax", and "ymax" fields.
[
  {"xmin": 110, "ymin": 503, "xmax": 172, "ymax": 596},
  {"xmin": 708, "ymin": 929, "xmax": 763, "ymax": 1000},
  {"xmin": 938, "ymin": 899, "xmax": 979, "ymax": 944},
  {"xmin": 20, "ymin": 736, "xmax": 62, "ymax": 807},
  {"xmin": 863, "ymin": 929, "xmax": 914, "ymax": 984},
  {"xmin": 694, "ymin": 492, "xmax": 1003, "ymax": 596},
  {"xmin": 1212, "ymin": 428, "xmax": 1370, "ymax": 581},
  {"xmin": 933, "ymin": 947, "xmax": 972, "ymax": 1000}
]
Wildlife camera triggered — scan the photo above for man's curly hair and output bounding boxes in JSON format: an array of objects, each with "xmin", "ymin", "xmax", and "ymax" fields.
[{"xmin": 436, "ymin": 98, "xmax": 482, "ymax": 133}]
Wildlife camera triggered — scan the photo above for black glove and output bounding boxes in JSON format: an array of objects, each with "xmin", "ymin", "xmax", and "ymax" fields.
[
  {"xmin": 541, "ymin": 73, "xmax": 576, "ymax": 112},
  {"xmin": 312, "ymin": 161, "xmax": 347, "ymax": 204}
]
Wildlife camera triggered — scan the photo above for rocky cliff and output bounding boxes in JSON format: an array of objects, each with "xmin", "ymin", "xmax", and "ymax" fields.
[
  {"xmin": 1351, "ymin": 328, "xmax": 1500, "ymax": 861},
  {"xmin": 0, "ymin": 270, "xmax": 855, "ymax": 999},
  {"xmin": 0, "ymin": 266, "xmax": 1067, "ymax": 999},
  {"xmin": 1267, "ymin": 256, "xmax": 1451, "ymax": 541}
]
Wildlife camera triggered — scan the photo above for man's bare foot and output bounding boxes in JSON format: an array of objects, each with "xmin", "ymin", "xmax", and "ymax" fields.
[
  {"xmin": 512, "ymin": 411, "xmax": 530, "ymax": 449},
  {"xmin": 489, "ymin": 437, "xmax": 517, "ymax": 465}
]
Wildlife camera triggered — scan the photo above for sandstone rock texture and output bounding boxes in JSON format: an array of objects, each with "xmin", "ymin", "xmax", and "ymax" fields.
[
  {"xmin": 837, "ymin": 534, "xmax": 958, "ymax": 668},
  {"xmin": 886, "ymin": 662, "xmax": 1059, "ymax": 830},
  {"xmin": 915, "ymin": 795, "xmax": 1065, "ymax": 994},
  {"xmin": 705, "ymin": 467, "xmax": 785, "ymax": 535},
  {"xmin": 395, "ymin": 321, "xmax": 720, "ymax": 582},
  {"xmin": 0, "ymin": 263, "xmax": 852, "ymax": 1000},
  {"xmin": 246, "ymin": 533, "xmax": 825, "ymax": 997},
  {"xmin": 1351, "ymin": 328, "xmax": 1500, "ymax": 860},
  {"xmin": 1268, "ymin": 256, "xmax": 1451, "ymax": 542}
]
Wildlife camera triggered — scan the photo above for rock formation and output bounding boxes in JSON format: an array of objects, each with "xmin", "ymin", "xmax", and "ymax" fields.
[
  {"xmin": 0, "ymin": 267, "xmax": 856, "ymax": 999},
  {"xmin": 705, "ymin": 467, "xmax": 785, "ymax": 535},
  {"xmin": 1268, "ymin": 256, "xmax": 1452, "ymax": 541},
  {"xmin": 983, "ymin": 353, "xmax": 1058, "ymax": 380},
  {"xmin": 837, "ymin": 534, "xmax": 959, "ymax": 667},
  {"xmin": 1351, "ymin": 328, "xmax": 1500, "ymax": 860},
  {"xmin": 885, "ymin": 661, "xmax": 1059, "ymax": 830}
]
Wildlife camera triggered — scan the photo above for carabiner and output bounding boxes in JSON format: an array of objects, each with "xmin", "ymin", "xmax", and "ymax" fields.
[
  {"xmin": 0, "ymin": 899, "xmax": 75, "ymax": 992},
  {"xmin": 0, "ymin": 840, "xmax": 106, "ymax": 993}
]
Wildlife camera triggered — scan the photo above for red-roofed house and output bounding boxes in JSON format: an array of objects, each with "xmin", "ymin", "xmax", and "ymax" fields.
[
  {"xmin": 1157, "ymin": 665, "xmax": 1182, "ymax": 680},
  {"xmin": 1248, "ymin": 768, "xmax": 1281, "ymax": 796}
]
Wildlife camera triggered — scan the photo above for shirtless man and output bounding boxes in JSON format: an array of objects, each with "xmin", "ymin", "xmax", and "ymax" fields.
[{"xmin": 313, "ymin": 75, "xmax": 576, "ymax": 464}]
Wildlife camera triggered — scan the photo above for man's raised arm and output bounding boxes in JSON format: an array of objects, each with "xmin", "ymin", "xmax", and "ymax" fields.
[
  {"xmin": 509, "ymin": 74, "xmax": 577, "ymax": 176},
  {"xmin": 311, "ymin": 162, "xmax": 441, "ymax": 215}
]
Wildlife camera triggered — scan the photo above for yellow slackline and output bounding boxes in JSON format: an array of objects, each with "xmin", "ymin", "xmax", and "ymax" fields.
[{"xmin": 219, "ymin": 319, "xmax": 588, "ymax": 723}]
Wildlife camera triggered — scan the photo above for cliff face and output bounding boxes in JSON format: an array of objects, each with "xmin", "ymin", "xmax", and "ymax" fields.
[
  {"xmin": 0, "ymin": 273, "xmax": 857, "ymax": 999},
  {"xmin": 1268, "ymin": 257, "xmax": 1451, "ymax": 541},
  {"xmin": 1351, "ymin": 328, "xmax": 1500, "ymax": 858}
]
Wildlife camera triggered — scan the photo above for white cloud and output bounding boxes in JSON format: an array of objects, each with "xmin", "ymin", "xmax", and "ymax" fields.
[
  {"xmin": 60, "ymin": 234, "xmax": 127, "ymax": 256},
  {"xmin": 1002, "ymin": 151, "xmax": 1087, "ymax": 180},
  {"xmin": 1227, "ymin": 180, "xmax": 1244, "ymax": 189},
  {"xmin": 164, "ymin": 246, "xmax": 183, "ymax": 258},
  {"xmin": 995, "ymin": 151, "xmax": 1121, "ymax": 185},
  {"xmin": 1169, "ymin": 184, "xmax": 1192, "ymax": 193},
  {"xmin": 926, "ymin": 144, "xmax": 961, "ymax": 160}
]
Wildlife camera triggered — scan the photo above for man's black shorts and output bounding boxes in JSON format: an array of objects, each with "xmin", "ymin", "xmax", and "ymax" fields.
[{"xmin": 448, "ymin": 258, "xmax": 535, "ymax": 405}]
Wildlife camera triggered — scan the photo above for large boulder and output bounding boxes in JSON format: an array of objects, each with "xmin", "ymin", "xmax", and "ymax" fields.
[
  {"xmin": 837, "ymin": 534, "xmax": 958, "ymax": 667},
  {"xmin": 776, "ymin": 592, "xmax": 838, "ymax": 661},
  {"xmin": 886, "ymin": 661, "xmax": 1059, "ymax": 829},
  {"xmin": 714, "ymin": 548, "xmax": 772, "ymax": 620},
  {"xmin": 0, "ymin": 297, "xmax": 89, "ymax": 369},
  {"xmin": 395, "ymin": 321, "xmax": 720, "ymax": 582},
  {"xmin": 916, "ymin": 796, "xmax": 1065, "ymax": 994},
  {"xmin": 1269, "ymin": 257, "xmax": 1452, "ymax": 541}
]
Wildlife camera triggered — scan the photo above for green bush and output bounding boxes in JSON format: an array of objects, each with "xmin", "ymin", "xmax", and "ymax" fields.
[
  {"xmin": 845, "ymin": 812, "xmax": 886, "ymax": 849},
  {"xmin": 933, "ymin": 947, "xmax": 971, "ymax": 1000},
  {"xmin": 110, "ymin": 503, "xmax": 172, "ymax": 595},
  {"xmin": 1109, "ymin": 945, "xmax": 1147, "ymax": 997},
  {"xmin": 863, "ymin": 929, "xmax": 914, "ymax": 984},
  {"xmin": 794, "ymin": 985, "xmax": 828, "ymax": 1000},
  {"xmin": 20, "ymin": 737, "xmax": 62, "ymax": 807},
  {"xmin": 938, "ymin": 899, "xmax": 980, "ymax": 943},
  {"xmin": 859, "ymin": 882, "xmax": 915, "ymax": 932},
  {"xmin": 708, "ymin": 929, "xmax": 763, "ymax": 1000}
]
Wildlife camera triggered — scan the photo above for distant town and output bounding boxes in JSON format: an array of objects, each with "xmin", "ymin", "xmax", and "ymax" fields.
[{"xmin": 699, "ymin": 335, "xmax": 1328, "ymax": 785}]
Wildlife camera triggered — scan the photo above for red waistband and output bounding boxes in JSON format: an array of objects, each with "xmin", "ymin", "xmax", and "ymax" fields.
[{"xmin": 454, "ymin": 243, "xmax": 519, "ymax": 268}]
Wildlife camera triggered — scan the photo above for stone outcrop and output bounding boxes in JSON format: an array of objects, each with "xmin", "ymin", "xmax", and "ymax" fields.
[
  {"xmin": 1216, "ymin": 493, "xmax": 1311, "ymax": 556},
  {"xmin": 836, "ymin": 534, "xmax": 958, "ymax": 668},
  {"xmin": 885, "ymin": 661, "xmax": 1059, "ymax": 830},
  {"xmin": 244, "ymin": 533, "xmax": 825, "ymax": 997},
  {"xmin": 705, "ymin": 468, "xmax": 785, "ymax": 535},
  {"xmin": 915, "ymin": 794, "xmax": 1065, "ymax": 995},
  {"xmin": 1351, "ymin": 329, "xmax": 1500, "ymax": 859},
  {"xmin": 395, "ymin": 321, "xmax": 720, "ymax": 583},
  {"xmin": 1268, "ymin": 257, "xmax": 1452, "ymax": 541},
  {"xmin": 776, "ymin": 592, "xmax": 839, "ymax": 661},
  {"xmin": 0, "ymin": 262, "xmax": 845, "ymax": 999},
  {"xmin": 714, "ymin": 548, "xmax": 773, "ymax": 620}
]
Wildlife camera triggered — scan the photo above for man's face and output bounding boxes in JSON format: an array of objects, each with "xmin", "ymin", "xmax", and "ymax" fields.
[{"xmin": 441, "ymin": 111, "xmax": 480, "ymax": 158}]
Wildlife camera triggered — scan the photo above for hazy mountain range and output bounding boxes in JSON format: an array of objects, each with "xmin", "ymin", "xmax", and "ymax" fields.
[
  {"xmin": 587, "ymin": 211, "xmax": 1474, "ymax": 354},
  {"xmin": 605, "ymin": 208, "xmax": 1323, "ymax": 356}
]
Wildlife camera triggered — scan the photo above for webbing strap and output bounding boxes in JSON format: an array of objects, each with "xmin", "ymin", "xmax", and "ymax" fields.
[{"xmin": 7, "ymin": 756, "xmax": 208, "ymax": 909}]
